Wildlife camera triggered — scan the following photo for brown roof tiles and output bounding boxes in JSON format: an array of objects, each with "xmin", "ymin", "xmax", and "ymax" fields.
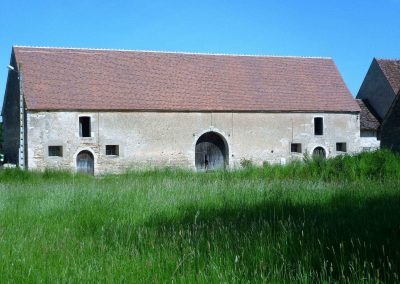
[
  {"xmin": 376, "ymin": 59, "xmax": 400, "ymax": 95},
  {"xmin": 13, "ymin": 46, "xmax": 360, "ymax": 112},
  {"xmin": 356, "ymin": 99, "xmax": 381, "ymax": 130}
]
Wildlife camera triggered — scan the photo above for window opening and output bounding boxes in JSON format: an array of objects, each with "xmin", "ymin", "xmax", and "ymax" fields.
[
  {"xmin": 290, "ymin": 143, "xmax": 302, "ymax": 153},
  {"xmin": 48, "ymin": 146, "xmax": 63, "ymax": 157},
  {"xmin": 79, "ymin": 117, "xmax": 91, "ymax": 137},
  {"xmin": 336, "ymin": 142, "xmax": 347, "ymax": 152},
  {"xmin": 106, "ymin": 145, "xmax": 119, "ymax": 156},
  {"xmin": 314, "ymin": 117, "xmax": 323, "ymax": 135}
]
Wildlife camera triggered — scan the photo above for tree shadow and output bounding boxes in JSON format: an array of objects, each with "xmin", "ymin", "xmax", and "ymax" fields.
[{"xmin": 136, "ymin": 192, "xmax": 400, "ymax": 281}]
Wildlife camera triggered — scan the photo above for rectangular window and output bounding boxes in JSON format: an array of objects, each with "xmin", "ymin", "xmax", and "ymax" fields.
[
  {"xmin": 79, "ymin": 116, "xmax": 91, "ymax": 137},
  {"xmin": 336, "ymin": 142, "xmax": 347, "ymax": 152},
  {"xmin": 106, "ymin": 145, "xmax": 119, "ymax": 156},
  {"xmin": 314, "ymin": 117, "xmax": 323, "ymax": 135},
  {"xmin": 290, "ymin": 143, "xmax": 302, "ymax": 153},
  {"xmin": 48, "ymin": 146, "xmax": 63, "ymax": 157}
]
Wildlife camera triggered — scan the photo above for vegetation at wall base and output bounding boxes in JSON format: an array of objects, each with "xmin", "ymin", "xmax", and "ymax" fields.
[{"xmin": 0, "ymin": 150, "xmax": 399, "ymax": 283}]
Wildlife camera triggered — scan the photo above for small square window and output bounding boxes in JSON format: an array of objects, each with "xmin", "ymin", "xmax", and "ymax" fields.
[
  {"xmin": 106, "ymin": 145, "xmax": 119, "ymax": 156},
  {"xmin": 336, "ymin": 142, "xmax": 347, "ymax": 152},
  {"xmin": 314, "ymin": 117, "xmax": 323, "ymax": 135},
  {"xmin": 290, "ymin": 143, "xmax": 302, "ymax": 153},
  {"xmin": 48, "ymin": 146, "xmax": 63, "ymax": 157}
]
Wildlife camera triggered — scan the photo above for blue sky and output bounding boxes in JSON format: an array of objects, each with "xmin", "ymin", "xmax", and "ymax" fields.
[{"xmin": 1, "ymin": 0, "xmax": 399, "ymax": 107}]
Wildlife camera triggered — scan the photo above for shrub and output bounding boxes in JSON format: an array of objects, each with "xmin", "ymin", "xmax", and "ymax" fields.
[{"xmin": 240, "ymin": 158, "xmax": 254, "ymax": 169}]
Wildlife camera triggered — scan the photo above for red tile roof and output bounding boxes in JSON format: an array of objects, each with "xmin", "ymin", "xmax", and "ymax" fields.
[
  {"xmin": 376, "ymin": 59, "xmax": 400, "ymax": 95},
  {"xmin": 356, "ymin": 99, "xmax": 381, "ymax": 130},
  {"xmin": 13, "ymin": 46, "xmax": 359, "ymax": 112}
]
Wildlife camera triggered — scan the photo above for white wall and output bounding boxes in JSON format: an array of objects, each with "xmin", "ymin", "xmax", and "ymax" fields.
[
  {"xmin": 26, "ymin": 111, "xmax": 361, "ymax": 174},
  {"xmin": 360, "ymin": 130, "xmax": 380, "ymax": 151}
]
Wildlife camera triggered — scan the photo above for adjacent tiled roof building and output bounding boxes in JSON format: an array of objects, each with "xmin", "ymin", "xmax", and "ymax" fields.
[
  {"xmin": 357, "ymin": 58, "xmax": 400, "ymax": 120},
  {"xmin": 10, "ymin": 46, "xmax": 359, "ymax": 112},
  {"xmin": 376, "ymin": 59, "xmax": 400, "ymax": 95},
  {"xmin": 356, "ymin": 99, "xmax": 380, "ymax": 131},
  {"xmin": 381, "ymin": 90, "xmax": 400, "ymax": 152}
]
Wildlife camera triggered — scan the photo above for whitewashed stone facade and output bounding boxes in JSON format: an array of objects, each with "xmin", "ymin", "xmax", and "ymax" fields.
[{"xmin": 26, "ymin": 111, "xmax": 360, "ymax": 174}]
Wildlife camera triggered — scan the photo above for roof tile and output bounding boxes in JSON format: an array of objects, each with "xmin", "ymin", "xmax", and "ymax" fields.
[
  {"xmin": 13, "ymin": 46, "xmax": 360, "ymax": 112},
  {"xmin": 376, "ymin": 59, "xmax": 400, "ymax": 94},
  {"xmin": 356, "ymin": 99, "xmax": 381, "ymax": 130}
]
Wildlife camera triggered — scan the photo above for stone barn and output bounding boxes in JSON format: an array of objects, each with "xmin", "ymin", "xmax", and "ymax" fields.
[{"xmin": 2, "ymin": 46, "xmax": 360, "ymax": 174}]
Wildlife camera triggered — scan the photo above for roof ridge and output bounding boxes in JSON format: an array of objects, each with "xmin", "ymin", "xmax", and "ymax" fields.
[
  {"xmin": 13, "ymin": 45, "xmax": 332, "ymax": 60},
  {"xmin": 375, "ymin": 58, "xmax": 400, "ymax": 61}
]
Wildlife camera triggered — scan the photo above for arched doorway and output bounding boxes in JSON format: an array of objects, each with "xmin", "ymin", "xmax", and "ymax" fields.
[
  {"xmin": 312, "ymin": 147, "xmax": 326, "ymax": 159},
  {"xmin": 195, "ymin": 132, "xmax": 228, "ymax": 171},
  {"xmin": 76, "ymin": 150, "xmax": 94, "ymax": 175}
]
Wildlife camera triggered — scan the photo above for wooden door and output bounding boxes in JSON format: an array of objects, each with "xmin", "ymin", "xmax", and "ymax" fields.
[
  {"xmin": 195, "ymin": 132, "xmax": 226, "ymax": 171},
  {"xmin": 312, "ymin": 147, "xmax": 326, "ymax": 158},
  {"xmin": 77, "ymin": 151, "xmax": 94, "ymax": 175}
]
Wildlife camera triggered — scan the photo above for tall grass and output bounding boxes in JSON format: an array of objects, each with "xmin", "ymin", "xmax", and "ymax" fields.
[{"xmin": 0, "ymin": 150, "xmax": 399, "ymax": 282}]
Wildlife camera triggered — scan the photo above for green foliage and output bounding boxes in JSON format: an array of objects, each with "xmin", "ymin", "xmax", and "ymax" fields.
[
  {"xmin": 0, "ymin": 150, "xmax": 399, "ymax": 282},
  {"xmin": 259, "ymin": 149, "xmax": 400, "ymax": 182},
  {"xmin": 239, "ymin": 158, "xmax": 254, "ymax": 169}
]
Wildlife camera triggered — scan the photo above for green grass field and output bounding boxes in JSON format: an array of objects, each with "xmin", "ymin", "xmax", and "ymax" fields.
[{"xmin": 0, "ymin": 150, "xmax": 400, "ymax": 283}]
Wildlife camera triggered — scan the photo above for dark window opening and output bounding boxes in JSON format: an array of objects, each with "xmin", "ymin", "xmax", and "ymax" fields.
[
  {"xmin": 290, "ymin": 143, "xmax": 302, "ymax": 153},
  {"xmin": 79, "ymin": 116, "xmax": 91, "ymax": 137},
  {"xmin": 360, "ymin": 130, "xmax": 377, "ymax": 138},
  {"xmin": 48, "ymin": 146, "xmax": 63, "ymax": 157},
  {"xmin": 336, "ymin": 142, "xmax": 347, "ymax": 152},
  {"xmin": 314, "ymin": 117, "xmax": 323, "ymax": 135},
  {"xmin": 106, "ymin": 145, "xmax": 119, "ymax": 156}
]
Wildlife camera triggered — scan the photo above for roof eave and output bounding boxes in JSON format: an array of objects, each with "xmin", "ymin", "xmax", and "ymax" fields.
[{"xmin": 25, "ymin": 108, "xmax": 361, "ymax": 113}]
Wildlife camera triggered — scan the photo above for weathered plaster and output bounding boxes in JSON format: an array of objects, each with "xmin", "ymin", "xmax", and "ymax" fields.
[
  {"xmin": 360, "ymin": 130, "xmax": 380, "ymax": 151},
  {"xmin": 26, "ymin": 111, "xmax": 361, "ymax": 174}
]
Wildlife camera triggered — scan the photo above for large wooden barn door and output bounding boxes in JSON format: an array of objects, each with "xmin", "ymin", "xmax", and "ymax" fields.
[
  {"xmin": 77, "ymin": 151, "xmax": 94, "ymax": 175},
  {"xmin": 195, "ymin": 132, "xmax": 227, "ymax": 171},
  {"xmin": 312, "ymin": 147, "xmax": 326, "ymax": 159}
]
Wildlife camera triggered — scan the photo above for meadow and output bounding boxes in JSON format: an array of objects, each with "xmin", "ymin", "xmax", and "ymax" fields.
[{"xmin": 0, "ymin": 150, "xmax": 400, "ymax": 283}]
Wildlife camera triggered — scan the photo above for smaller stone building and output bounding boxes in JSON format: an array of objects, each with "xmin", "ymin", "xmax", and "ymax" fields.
[
  {"xmin": 357, "ymin": 58, "xmax": 400, "ymax": 120},
  {"xmin": 381, "ymin": 90, "xmax": 400, "ymax": 152},
  {"xmin": 356, "ymin": 58, "xmax": 400, "ymax": 152},
  {"xmin": 356, "ymin": 99, "xmax": 380, "ymax": 151}
]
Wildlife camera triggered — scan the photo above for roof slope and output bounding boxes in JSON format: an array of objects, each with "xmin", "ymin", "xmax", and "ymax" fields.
[
  {"xmin": 376, "ymin": 59, "xmax": 400, "ymax": 95},
  {"xmin": 356, "ymin": 99, "xmax": 380, "ymax": 130},
  {"xmin": 381, "ymin": 90, "xmax": 400, "ymax": 152},
  {"xmin": 12, "ymin": 46, "xmax": 359, "ymax": 112}
]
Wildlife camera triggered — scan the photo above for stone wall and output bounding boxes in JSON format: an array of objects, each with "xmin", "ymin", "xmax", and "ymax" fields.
[
  {"xmin": 360, "ymin": 130, "xmax": 380, "ymax": 151},
  {"xmin": 26, "ymin": 111, "xmax": 361, "ymax": 174}
]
